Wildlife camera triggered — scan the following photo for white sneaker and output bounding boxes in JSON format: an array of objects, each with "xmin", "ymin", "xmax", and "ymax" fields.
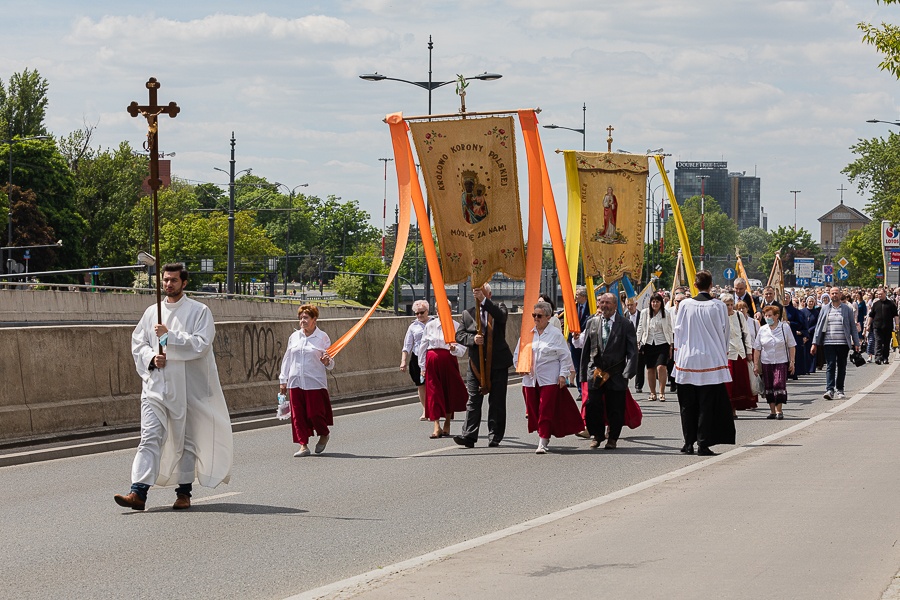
[
  {"xmin": 535, "ymin": 438, "xmax": 550, "ymax": 454},
  {"xmin": 835, "ymin": 391, "xmax": 847, "ymax": 400},
  {"xmin": 823, "ymin": 390, "xmax": 833, "ymax": 400},
  {"xmin": 293, "ymin": 445, "xmax": 310, "ymax": 457}
]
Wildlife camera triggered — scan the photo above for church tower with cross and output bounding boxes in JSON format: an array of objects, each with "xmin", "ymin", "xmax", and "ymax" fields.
[{"xmin": 817, "ymin": 185, "xmax": 871, "ymax": 260}]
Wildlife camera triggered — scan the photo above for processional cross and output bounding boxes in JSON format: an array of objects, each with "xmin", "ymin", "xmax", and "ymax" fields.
[
  {"xmin": 127, "ymin": 77, "xmax": 180, "ymax": 339},
  {"xmin": 606, "ymin": 125, "xmax": 614, "ymax": 152}
]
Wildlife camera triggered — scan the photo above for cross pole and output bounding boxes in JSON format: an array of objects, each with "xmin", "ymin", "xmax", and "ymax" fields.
[
  {"xmin": 606, "ymin": 125, "xmax": 614, "ymax": 152},
  {"xmin": 127, "ymin": 77, "xmax": 180, "ymax": 348}
]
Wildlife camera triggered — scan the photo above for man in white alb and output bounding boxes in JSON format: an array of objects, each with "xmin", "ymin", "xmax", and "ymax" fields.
[
  {"xmin": 114, "ymin": 263, "xmax": 233, "ymax": 511},
  {"xmin": 673, "ymin": 270, "xmax": 735, "ymax": 456}
]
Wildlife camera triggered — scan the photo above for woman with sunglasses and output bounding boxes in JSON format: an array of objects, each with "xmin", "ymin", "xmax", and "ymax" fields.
[
  {"xmin": 400, "ymin": 299, "xmax": 431, "ymax": 420},
  {"xmin": 512, "ymin": 301, "xmax": 583, "ymax": 453}
]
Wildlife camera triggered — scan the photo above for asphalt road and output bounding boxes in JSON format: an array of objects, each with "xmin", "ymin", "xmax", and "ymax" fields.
[{"xmin": 0, "ymin": 360, "xmax": 887, "ymax": 600}]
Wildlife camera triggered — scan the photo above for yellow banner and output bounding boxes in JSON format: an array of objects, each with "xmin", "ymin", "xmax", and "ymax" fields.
[
  {"xmin": 654, "ymin": 156, "xmax": 697, "ymax": 296},
  {"xmin": 409, "ymin": 117, "xmax": 526, "ymax": 287},
  {"xmin": 570, "ymin": 152, "xmax": 647, "ymax": 284}
]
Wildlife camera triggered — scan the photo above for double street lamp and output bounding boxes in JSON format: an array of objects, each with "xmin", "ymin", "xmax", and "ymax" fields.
[
  {"xmin": 3, "ymin": 134, "xmax": 52, "ymax": 275},
  {"xmin": 271, "ymin": 182, "xmax": 309, "ymax": 295},
  {"xmin": 542, "ymin": 103, "xmax": 587, "ymax": 150},
  {"xmin": 360, "ymin": 35, "xmax": 502, "ymax": 311}
]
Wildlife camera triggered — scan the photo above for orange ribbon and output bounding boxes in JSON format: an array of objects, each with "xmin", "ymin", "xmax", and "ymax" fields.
[{"xmin": 515, "ymin": 110, "xmax": 578, "ymax": 373}]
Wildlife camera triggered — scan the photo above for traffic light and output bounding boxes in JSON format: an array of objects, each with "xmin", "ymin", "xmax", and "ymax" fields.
[{"xmin": 746, "ymin": 254, "xmax": 752, "ymax": 262}]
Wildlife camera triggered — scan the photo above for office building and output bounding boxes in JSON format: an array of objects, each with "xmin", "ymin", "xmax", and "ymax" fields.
[{"xmin": 673, "ymin": 161, "xmax": 761, "ymax": 230}]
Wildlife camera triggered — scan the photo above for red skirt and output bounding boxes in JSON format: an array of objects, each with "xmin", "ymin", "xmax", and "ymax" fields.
[
  {"xmin": 523, "ymin": 384, "xmax": 586, "ymax": 439},
  {"xmin": 424, "ymin": 348, "xmax": 468, "ymax": 420},
  {"xmin": 288, "ymin": 387, "xmax": 333, "ymax": 444},
  {"xmin": 726, "ymin": 356, "xmax": 758, "ymax": 410}
]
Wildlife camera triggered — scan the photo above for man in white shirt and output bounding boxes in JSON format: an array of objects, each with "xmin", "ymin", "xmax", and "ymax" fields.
[
  {"xmin": 115, "ymin": 263, "xmax": 233, "ymax": 511},
  {"xmin": 673, "ymin": 270, "xmax": 735, "ymax": 456}
]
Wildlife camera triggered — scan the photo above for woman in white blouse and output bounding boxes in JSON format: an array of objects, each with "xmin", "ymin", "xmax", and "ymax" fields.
[
  {"xmin": 279, "ymin": 304, "xmax": 335, "ymax": 457},
  {"xmin": 752, "ymin": 305, "xmax": 796, "ymax": 420},
  {"xmin": 417, "ymin": 313, "xmax": 468, "ymax": 439},
  {"xmin": 635, "ymin": 293, "xmax": 673, "ymax": 402},
  {"xmin": 512, "ymin": 301, "xmax": 584, "ymax": 454},
  {"xmin": 400, "ymin": 299, "xmax": 431, "ymax": 421},
  {"xmin": 721, "ymin": 293, "xmax": 757, "ymax": 418}
]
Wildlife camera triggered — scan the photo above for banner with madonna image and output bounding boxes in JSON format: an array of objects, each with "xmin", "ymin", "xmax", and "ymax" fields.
[
  {"xmin": 409, "ymin": 116, "xmax": 526, "ymax": 287},
  {"xmin": 570, "ymin": 152, "xmax": 648, "ymax": 284}
]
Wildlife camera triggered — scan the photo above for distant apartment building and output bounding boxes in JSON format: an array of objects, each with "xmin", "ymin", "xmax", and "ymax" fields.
[{"xmin": 673, "ymin": 161, "xmax": 762, "ymax": 230}]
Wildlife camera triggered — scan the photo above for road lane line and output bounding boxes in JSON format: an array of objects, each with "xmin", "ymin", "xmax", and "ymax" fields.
[
  {"xmin": 191, "ymin": 492, "xmax": 242, "ymax": 503},
  {"xmin": 396, "ymin": 445, "xmax": 458, "ymax": 460},
  {"xmin": 288, "ymin": 361, "xmax": 899, "ymax": 600}
]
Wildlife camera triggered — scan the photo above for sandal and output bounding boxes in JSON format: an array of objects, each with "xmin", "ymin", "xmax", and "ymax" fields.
[
  {"xmin": 648, "ymin": 392, "xmax": 657, "ymax": 401},
  {"xmin": 659, "ymin": 393, "xmax": 666, "ymax": 402}
]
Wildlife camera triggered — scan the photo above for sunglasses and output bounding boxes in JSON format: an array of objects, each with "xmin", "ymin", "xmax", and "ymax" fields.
[
  {"xmin": 415, "ymin": 311, "xmax": 427, "ymax": 315},
  {"xmin": 532, "ymin": 313, "xmax": 548, "ymax": 318}
]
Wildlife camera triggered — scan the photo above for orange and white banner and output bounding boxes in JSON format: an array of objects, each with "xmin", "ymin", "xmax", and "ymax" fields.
[{"xmin": 409, "ymin": 116, "xmax": 526, "ymax": 287}]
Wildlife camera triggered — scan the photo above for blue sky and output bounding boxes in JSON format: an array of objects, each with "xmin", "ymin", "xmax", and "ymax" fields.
[{"xmin": 3, "ymin": 0, "xmax": 898, "ymax": 242}]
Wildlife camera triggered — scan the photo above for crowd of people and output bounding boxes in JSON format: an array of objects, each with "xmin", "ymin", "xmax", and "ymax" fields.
[{"xmin": 115, "ymin": 262, "xmax": 900, "ymax": 510}]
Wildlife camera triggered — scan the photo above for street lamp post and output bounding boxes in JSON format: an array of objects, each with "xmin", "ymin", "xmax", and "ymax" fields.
[
  {"xmin": 697, "ymin": 175, "xmax": 710, "ymax": 271},
  {"xmin": 3, "ymin": 134, "xmax": 51, "ymax": 275},
  {"xmin": 272, "ymin": 182, "xmax": 310, "ymax": 295},
  {"xmin": 213, "ymin": 132, "xmax": 251, "ymax": 296},
  {"xmin": 645, "ymin": 169, "xmax": 668, "ymax": 282},
  {"xmin": 542, "ymin": 103, "xmax": 587, "ymax": 150},
  {"xmin": 360, "ymin": 35, "xmax": 502, "ymax": 312},
  {"xmin": 790, "ymin": 190, "xmax": 801, "ymax": 232},
  {"xmin": 378, "ymin": 158, "xmax": 393, "ymax": 263}
]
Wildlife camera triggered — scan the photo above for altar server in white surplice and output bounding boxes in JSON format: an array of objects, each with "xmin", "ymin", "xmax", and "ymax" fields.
[
  {"xmin": 115, "ymin": 263, "xmax": 233, "ymax": 512},
  {"xmin": 673, "ymin": 270, "xmax": 735, "ymax": 457}
]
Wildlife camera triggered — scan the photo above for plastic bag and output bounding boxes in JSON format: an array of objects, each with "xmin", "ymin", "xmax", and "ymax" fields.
[{"xmin": 276, "ymin": 393, "xmax": 291, "ymax": 420}]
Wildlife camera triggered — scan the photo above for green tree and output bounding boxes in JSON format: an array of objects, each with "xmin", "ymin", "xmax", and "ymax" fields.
[
  {"xmin": 737, "ymin": 226, "xmax": 771, "ymax": 277},
  {"xmin": 838, "ymin": 223, "xmax": 888, "ymax": 287},
  {"xmin": 859, "ymin": 0, "xmax": 900, "ymax": 79},
  {"xmin": 760, "ymin": 226, "xmax": 823, "ymax": 282},
  {"xmin": 344, "ymin": 244, "xmax": 392, "ymax": 307},
  {"xmin": 65, "ymin": 139, "xmax": 148, "ymax": 285},
  {"xmin": 1, "ymin": 137, "xmax": 86, "ymax": 276},
  {"xmin": 332, "ymin": 273, "xmax": 363, "ymax": 300},
  {"xmin": 661, "ymin": 195, "xmax": 740, "ymax": 284},
  {"xmin": 0, "ymin": 68, "xmax": 49, "ymax": 137},
  {"xmin": 4, "ymin": 185, "xmax": 57, "ymax": 272},
  {"xmin": 842, "ymin": 132, "xmax": 900, "ymax": 220}
]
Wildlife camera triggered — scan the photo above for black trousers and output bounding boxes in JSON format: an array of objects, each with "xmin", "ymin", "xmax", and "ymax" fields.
[
  {"xmin": 634, "ymin": 350, "xmax": 645, "ymax": 391},
  {"xmin": 874, "ymin": 327, "xmax": 894, "ymax": 362},
  {"xmin": 585, "ymin": 386, "xmax": 626, "ymax": 441},
  {"xmin": 461, "ymin": 367, "xmax": 509, "ymax": 443},
  {"xmin": 677, "ymin": 382, "xmax": 735, "ymax": 448}
]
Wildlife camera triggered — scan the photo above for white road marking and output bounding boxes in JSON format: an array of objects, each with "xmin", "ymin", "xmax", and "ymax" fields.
[
  {"xmin": 287, "ymin": 361, "xmax": 899, "ymax": 600},
  {"xmin": 396, "ymin": 445, "xmax": 458, "ymax": 460},
  {"xmin": 191, "ymin": 491, "xmax": 242, "ymax": 503}
]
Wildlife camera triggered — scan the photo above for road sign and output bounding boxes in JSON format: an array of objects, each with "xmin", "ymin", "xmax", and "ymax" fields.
[
  {"xmin": 837, "ymin": 257, "xmax": 849, "ymax": 269},
  {"xmin": 654, "ymin": 270, "xmax": 662, "ymax": 277},
  {"xmin": 796, "ymin": 278, "xmax": 809, "ymax": 287},
  {"xmin": 794, "ymin": 257, "xmax": 814, "ymax": 279},
  {"xmin": 825, "ymin": 274, "xmax": 833, "ymax": 283},
  {"xmin": 823, "ymin": 264, "xmax": 834, "ymax": 276},
  {"xmin": 837, "ymin": 268, "xmax": 849, "ymax": 280},
  {"xmin": 723, "ymin": 268, "xmax": 736, "ymax": 280},
  {"xmin": 812, "ymin": 270, "xmax": 824, "ymax": 284}
]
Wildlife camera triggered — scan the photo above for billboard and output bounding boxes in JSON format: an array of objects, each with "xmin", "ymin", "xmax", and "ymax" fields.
[{"xmin": 884, "ymin": 220, "xmax": 900, "ymax": 248}]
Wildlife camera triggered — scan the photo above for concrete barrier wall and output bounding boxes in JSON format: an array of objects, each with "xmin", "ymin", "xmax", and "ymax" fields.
[
  {"xmin": 0, "ymin": 312, "xmax": 523, "ymax": 443},
  {"xmin": 0, "ymin": 288, "xmax": 374, "ymax": 324}
]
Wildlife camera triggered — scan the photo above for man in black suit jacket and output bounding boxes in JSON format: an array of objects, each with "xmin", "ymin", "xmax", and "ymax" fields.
[
  {"xmin": 732, "ymin": 277, "xmax": 759, "ymax": 315},
  {"xmin": 454, "ymin": 283, "xmax": 513, "ymax": 448},
  {"xmin": 575, "ymin": 292, "xmax": 637, "ymax": 449},
  {"xmin": 568, "ymin": 286, "xmax": 591, "ymax": 400},
  {"xmin": 624, "ymin": 296, "xmax": 644, "ymax": 392}
]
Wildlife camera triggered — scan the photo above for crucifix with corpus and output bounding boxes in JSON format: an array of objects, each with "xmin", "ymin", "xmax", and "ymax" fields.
[{"xmin": 127, "ymin": 77, "xmax": 180, "ymax": 348}]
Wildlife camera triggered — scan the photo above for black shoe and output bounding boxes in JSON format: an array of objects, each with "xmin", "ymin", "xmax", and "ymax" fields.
[
  {"xmin": 697, "ymin": 447, "xmax": 717, "ymax": 456},
  {"xmin": 452, "ymin": 435, "xmax": 475, "ymax": 449},
  {"xmin": 875, "ymin": 359, "xmax": 882, "ymax": 365},
  {"xmin": 776, "ymin": 413, "xmax": 784, "ymax": 420},
  {"xmin": 488, "ymin": 440, "xmax": 500, "ymax": 448},
  {"xmin": 680, "ymin": 444, "xmax": 694, "ymax": 454},
  {"xmin": 766, "ymin": 413, "xmax": 777, "ymax": 419}
]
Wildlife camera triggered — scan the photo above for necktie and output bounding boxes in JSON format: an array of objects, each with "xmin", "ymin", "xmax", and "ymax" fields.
[{"xmin": 602, "ymin": 318, "xmax": 610, "ymax": 349}]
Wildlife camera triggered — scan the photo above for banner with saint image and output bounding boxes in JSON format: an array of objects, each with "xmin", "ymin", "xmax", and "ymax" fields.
[
  {"xmin": 571, "ymin": 152, "xmax": 648, "ymax": 284},
  {"xmin": 409, "ymin": 116, "xmax": 526, "ymax": 286}
]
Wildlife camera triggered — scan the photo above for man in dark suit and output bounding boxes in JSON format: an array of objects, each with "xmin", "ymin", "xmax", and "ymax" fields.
[
  {"xmin": 733, "ymin": 277, "xmax": 758, "ymax": 315},
  {"xmin": 568, "ymin": 286, "xmax": 591, "ymax": 400},
  {"xmin": 757, "ymin": 285, "xmax": 783, "ymax": 323},
  {"xmin": 575, "ymin": 292, "xmax": 637, "ymax": 449},
  {"xmin": 624, "ymin": 296, "xmax": 644, "ymax": 392},
  {"xmin": 454, "ymin": 282, "xmax": 513, "ymax": 448}
]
